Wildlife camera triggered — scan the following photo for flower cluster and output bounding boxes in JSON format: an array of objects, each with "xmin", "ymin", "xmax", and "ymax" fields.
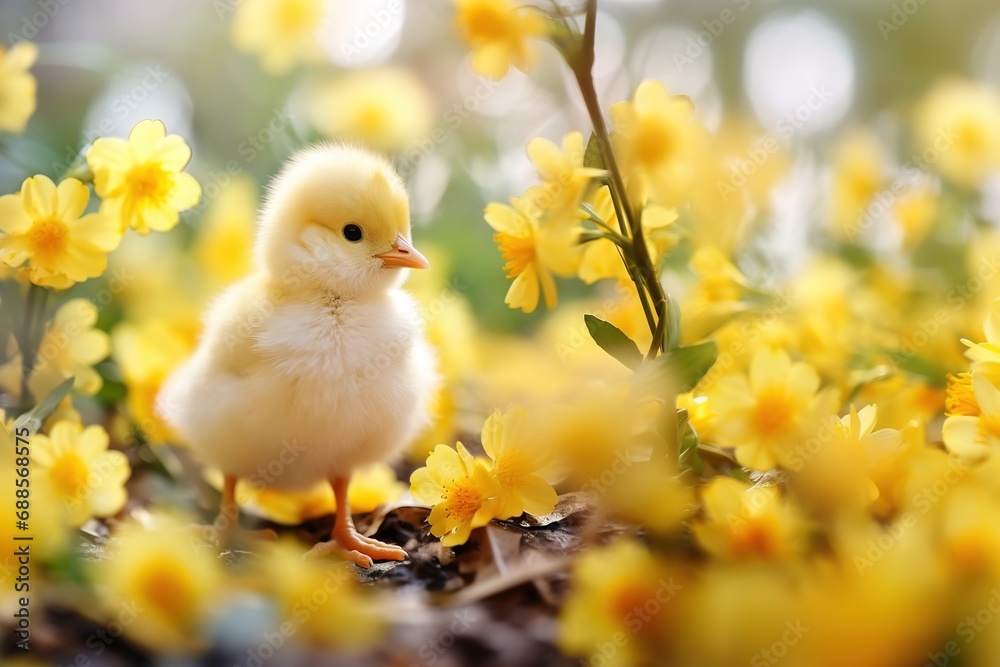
[{"xmin": 409, "ymin": 407, "xmax": 556, "ymax": 545}]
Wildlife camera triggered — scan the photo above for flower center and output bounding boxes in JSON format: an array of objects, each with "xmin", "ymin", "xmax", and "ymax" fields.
[
  {"xmin": 946, "ymin": 373, "xmax": 979, "ymax": 417},
  {"xmin": 444, "ymin": 479, "xmax": 483, "ymax": 522},
  {"xmin": 955, "ymin": 119, "xmax": 985, "ymax": 153},
  {"xmin": 126, "ymin": 163, "xmax": 172, "ymax": 205},
  {"xmin": 460, "ymin": 4, "xmax": 510, "ymax": 43},
  {"xmin": 751, "ymin": 386, "xmax": 796, "ymax": 437},
  {"xmin": 26, "ymin": 219, "xmax": 69, "ymax": 264},
  {"xmin": 50, "ymin": 451, "xmax": 89, "ymax": 499},
  {"xmin": 356, "ymin": 105, "xmax": 388, "ymax": 135},
  {"xmin": 633, "ymin": 117, "xmax": 676, "ymax": 167},
  {"xmin": 137, "ymin": 557, "xmax": 196, "ymax": 619},
  {"xmin": 494, "ymin": 231, "xmax": 535, "ymax": 279},
  {"xmin": 276, "ymin": 0, "xmax": 318, "ymax": 32},
  {"xmin": 731, "ymin": 518, "xmax": 777, "ymax": 559}
]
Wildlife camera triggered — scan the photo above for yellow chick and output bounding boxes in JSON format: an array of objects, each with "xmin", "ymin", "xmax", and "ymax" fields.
[{"xmin": 157, "ymin": 144, "xmax": 435, "ymax": 567}]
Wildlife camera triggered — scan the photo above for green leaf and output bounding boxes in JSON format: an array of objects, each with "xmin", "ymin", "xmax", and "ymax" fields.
[
  {"xmin": 583, "ymin": 131, "xmax": 603, "ymax": 170},
  {"xmin": 584, "ymin": 314, "xmax": 642, "ymax": 370},
  {"xmin": 14, "ymin": 376, "xmax": 74, "ymax": 433},
  {"xmin": 886, "ymin": 349, "xmax": 947, "ymax": 387},
  {"xmin": 659, "ymin": 340, "xmax": 717, "ymax": 393}
]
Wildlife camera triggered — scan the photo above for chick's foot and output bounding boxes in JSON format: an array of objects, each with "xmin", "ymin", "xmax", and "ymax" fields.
[
  {"xmin": 305, "ymin": 475, "xmax": 407, "ymax": 568},
  {"xmin": 307, "ymin": 528, "xmax": 408, "ymax": 568}
]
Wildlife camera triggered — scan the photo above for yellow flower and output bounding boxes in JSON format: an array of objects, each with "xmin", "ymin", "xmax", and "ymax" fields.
[
  {"xmin": 480, "ymin": 407, "xmax": 556, "ymax": 519},
  {"xmin": 962, "ymin": 297, "xmax": 1000, "ymax": 385},
  {"xmin": 410, "ymin": 443, "xmax": 500, "ymax": 547},
  {"xmin": 87, "ymin": 119, "xmax": 202, "ymax": 234},
  {"xmin": 914, "ymin": 79, "xmax": 1000, "ymax": 189},
  {"xmin": 452, "ymin": 0, "xmax": 547, "ymax": 80},
  {"xmin": 194, "ymin": 176, "xmax": 257, "ymax": 287},
  {"xmin": 231, "ymin": 0, "xmax": 325, "ymax": 75},
  {"xmin": 305, "ymin": 68, "xmax": 435, "ymax": 154},
  {"xmin": 693, "ymin": 477, "xmax": 805, "ymax": 561},
  {"xmin": 892, "ymin": 186, "xmax": 938, "ymax": 250},
  {"xmin": 707, "ymin": 347, "xmax": 838, "ymax": 470},
  {"xmin": 0, "ymin": 299, "xmax": 110, "ymax": 402},
  {"xmin": 259, "ymin": 539, "xmax": 384, "ymax": 646},
  {"xmin": 0, "ymin": 41, "xmax": 38, "ymax": 133},
  {"xmin": 603, "ymin": 461, "xmax": 694, "ymax": 536},
  {"xmin": 485, "ymin": 195, "xmax": 558, "ymax": 313},
  {"xmin": 0, "ymin": 411, "xmax": 71, "ymax": 605},
  {"xmin": 680, "ymin": 246, "xmax": 751, "ymax": 341},
  {"xmin": 0, "ymin": 175, "xmax": 121, "ymax": 288},
  {"xmin": 31, "ymin": 420, "xmax": 129, "ymax": 527},
  {"xmin": 829, "ymin": 128, "xmax": 886, "ymax": 240},
  {"xmin": 942, "ymin": 373, "xmax": 1000, "ymax": 462},
  {"xmin": 92, "ymin": 513, "xmax": 222, "ymax": 653},
  {"xmin": 578, "ymin": 185, "xmax": 678, "ymax": 285},
  {"xmin": 788, "ymin": 405, "xmax": 896, "ymax": 517},
  {"xmin": 112, "ymin": 320, "xmax": 193, "ymax": 443},
  {"xmin": 559, "ymin": 540, "xmax": 676, "ymax": 667},
  {"xmin": 526, "ymin": 131, "xmax": 604, "ymax": 226},
  {"xmin": 946, "ymin": 372, "xmax": 979, "ymax": 417},
  {"xmin": 610, "ymin": 80, "xmax": 706, "ymax": 206}
]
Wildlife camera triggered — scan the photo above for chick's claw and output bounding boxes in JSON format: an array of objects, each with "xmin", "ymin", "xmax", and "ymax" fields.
[{"xmin": 306, "ymin": 531, "xmax": 407, "ymax": 568}]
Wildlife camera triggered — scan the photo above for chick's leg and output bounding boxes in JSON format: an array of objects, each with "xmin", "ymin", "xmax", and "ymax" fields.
[
  {"xmin": 205, "ymin": 474, "xmax": 276, "ymax": 546},
  {"xmin": 308, "ymin": 476, "xmax": 407, "ymax": 568}
]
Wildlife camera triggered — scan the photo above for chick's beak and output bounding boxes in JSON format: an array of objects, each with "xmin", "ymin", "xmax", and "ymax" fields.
[{"xmin": 374, "ymin": 232, "xmax": 429, "ymax": 269}]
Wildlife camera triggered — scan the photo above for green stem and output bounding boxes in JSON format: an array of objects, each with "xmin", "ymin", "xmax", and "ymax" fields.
[
  {"xmin": 569, "ymin": 0, "xmax": 679, "ymax": 469},
  {"xmin": 570, "ymin": 0, "xmax": 667, "ymax": 354},
  {"xmin": 17, "ymin": 285, "xmax": 49, "ymax": 412}
]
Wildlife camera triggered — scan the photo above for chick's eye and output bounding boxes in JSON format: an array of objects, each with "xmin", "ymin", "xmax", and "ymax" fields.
[{"xmin": 343, "ymin": 223, "xmax": 363, "ymax": 242}]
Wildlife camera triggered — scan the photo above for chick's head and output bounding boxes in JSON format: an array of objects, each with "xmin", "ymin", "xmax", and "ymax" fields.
[{"xmin": 256, "ymin": 143, "xmax": 428, "ymax": 297}]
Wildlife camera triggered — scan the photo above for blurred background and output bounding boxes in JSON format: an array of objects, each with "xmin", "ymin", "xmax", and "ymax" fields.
[{"xmin": 4, "ymin": 0, "xmax": 999, "ymax": 335}]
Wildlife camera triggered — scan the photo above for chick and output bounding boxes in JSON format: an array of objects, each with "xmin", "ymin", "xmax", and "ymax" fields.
[{"xmin": 157, "ymin": 144, "xmax": 435, "ymax": 567}]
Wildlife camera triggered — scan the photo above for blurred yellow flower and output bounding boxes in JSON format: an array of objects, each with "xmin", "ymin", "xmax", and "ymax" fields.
[
  {"xmin": 32, "ymin": 420, "xmax": 129, "ymax": 527},
  {"xmin": 559, "ymin": 540, "xmax": 677, "ymax": 667},
  {"xmin": 93, "ymin": 514, "xmax": 222, "ymax": 653},
  {"xmin": 305, "ymin": 68, "xmax": 435, "ymax": 154},
  {"xmin": 87, "ymin": 119, "xmax": 202, "ymax": 235},
  {"xmin": 259, "ymin": 539, "xmax": 383, "ymax": 646},
  {"xmin": 892, "ymin": 186, "xmax": 938, "ymax": 250},
  {"xmin": 410, "ymin": 442, "xmax": 500, "ymax": 547},
  {"xmin": 1, "ymin": 411, "xmax": 71, "ymax": 608},
  {"xmin": 485, "ymin": 195, "xmax": 558, "ymax": 313},
  {"xmin": 707, "ymin": 347, "xmax": 838, "ymax": 470},
  {"xmin": 611, "ymin": 80, "xmax": 705, "ymax": 206},
  {"xmin": 680, "ymin": 246, "xmax": 750, "ymax": 341},
  {"xmin": 915, "ymin": 79, "xmax": 1000, "ymax": 189},
  {"xmin": 693, "ymin": 477, "xmax": 805, "ymax": 561},
  {"xmin": 526, "ymin": 131, "xmax": 604, "ymax": 226},
  {"xmin": 0, "ymin": 175, "xmax": 121, "ymax": 289},
  {"xmin": 603, "ymin": 461, "xmax": 694, "ymax": 536},
  {"xmin": 452, "ymin": 0, "xmax": 547, "ymax": 80},
  {"xmin": 232, "ymin": 0, "xmax": 325, "ymax": 75},
  {"xmin": 213, "ymin": 462, "xmax": 405, "ymax": 525},
  {"xmin": 0, "ymin": 41, "xmax": 37, "ymax": 133},
  {"xmin": 480, "ymin": 407, "xmax": 556, "ymax": 519},
  {"xmin": 942, "ymin": 372, "xmax": 1000, "ymax": 462},
  {"xmin": 194, "ymin": 176, "xmax": 257, "ymax": 287},
  {"xmin": 829, "ymin": 128, "xmax": 886, "ymax": 240},
  {"xmin": 0, "ymin": 298, "xmax": 111, "ymax": 401},
  {"xmin": 112, "ymin": 320, "xmax": 193, "ymax": 442}
]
